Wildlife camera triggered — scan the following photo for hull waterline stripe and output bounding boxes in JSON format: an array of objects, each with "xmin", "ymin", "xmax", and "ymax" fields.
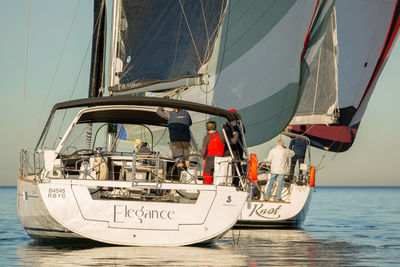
[
  {"xmin": 24, "ymin": 227, "xmax": 72, "ymax": 233},
  {"xmin": 18, "ymin": 177, "xmax": 35, "ymax": 184}
]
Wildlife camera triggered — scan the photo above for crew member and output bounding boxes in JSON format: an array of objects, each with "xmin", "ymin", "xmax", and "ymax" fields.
[
  {"xmin": 222, "ymin": 108, "xmax": 243, "ymax": 185},
  {"xmin": 134, "ymin": 139, "xmax": 151, "ymax": 154},
  {"xmin": 265, "ymin": 140, "xmax": 295, "ymax": 201},
  {"xmin": 201, "ymin": 121, "xmax": 228, "ymax": 184},
  {"xmin": 157, "ymin": 106, "xmax": 192, "ymax": 168},
  {"xmin": 289, "ymin": 125, "xmax": 328, "ymax": 183}
]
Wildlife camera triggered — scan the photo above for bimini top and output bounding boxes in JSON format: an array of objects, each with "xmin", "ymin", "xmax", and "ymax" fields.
[{"xmin": 51, "ymin": 96, "xmax": 241, "ymax": 122}]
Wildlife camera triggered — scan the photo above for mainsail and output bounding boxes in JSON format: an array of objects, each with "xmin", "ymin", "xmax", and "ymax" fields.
[
  {"xmin": 290, "ymin": 0, "xmax": 400, "ymax": 152},
  {"xmin": 108, "ymin": 0, "xmax": 227, "ymax": 92},
  {"xmin": 107, "ymin": 0, "xmax": 335, "ymax": 147}
]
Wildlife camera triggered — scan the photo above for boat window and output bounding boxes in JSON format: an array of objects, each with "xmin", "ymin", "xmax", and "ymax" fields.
[
  {"xmin": 39, "ymin": 107, "xmax": 82, "ymax": 150},
  {"xmin": 59, "ymin": 122, "xmax": 107, "ymax": 155},
  {"xmin": 53, "ymin": 109, "xmax": 232, "ymax": 158}
]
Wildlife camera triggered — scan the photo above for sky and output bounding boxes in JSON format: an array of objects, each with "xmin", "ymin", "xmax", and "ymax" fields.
[{"xmin": 0, "ymin": 1, "xmax": 399, "ymax": 186}]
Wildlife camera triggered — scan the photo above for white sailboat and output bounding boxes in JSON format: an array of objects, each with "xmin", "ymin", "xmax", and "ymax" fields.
[{"xmin": 18, "ymin": 97, "xmax": 249, "ymax": 246}]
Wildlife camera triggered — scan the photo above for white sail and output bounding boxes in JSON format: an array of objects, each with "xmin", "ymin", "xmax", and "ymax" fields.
[{"xmin": 291, "ymin": 9, "xmax": 339, "ymax": 126}]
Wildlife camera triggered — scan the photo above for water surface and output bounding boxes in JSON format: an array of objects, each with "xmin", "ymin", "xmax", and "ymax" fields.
[{"xmin": 1, "ymin": 187, "xmax": 399, "ymax": 266}]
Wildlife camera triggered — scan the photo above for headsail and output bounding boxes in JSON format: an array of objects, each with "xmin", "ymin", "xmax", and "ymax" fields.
[{"xmin": 290, "ymin": 0, "xmax": 400, "ymax": 152}]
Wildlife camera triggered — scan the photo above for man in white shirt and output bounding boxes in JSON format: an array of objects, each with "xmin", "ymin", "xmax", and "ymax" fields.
[{"xmin": 265, "ymin": 140, "xmax": 295, "ymax": 201}]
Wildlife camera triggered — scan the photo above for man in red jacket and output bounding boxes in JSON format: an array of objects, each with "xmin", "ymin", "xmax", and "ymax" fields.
[{"xmin": 201, "ymin": 121, "xmax": 238, "ymax": 184}]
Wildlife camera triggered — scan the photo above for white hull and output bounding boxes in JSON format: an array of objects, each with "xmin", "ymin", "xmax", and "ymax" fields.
[
  {"xmin": 237, "ymin": 184, "xmax": 312, "ymax": 228},
  {"xmin": 18, "ymin": 177, "xmax": 247, "ymax": 246}
]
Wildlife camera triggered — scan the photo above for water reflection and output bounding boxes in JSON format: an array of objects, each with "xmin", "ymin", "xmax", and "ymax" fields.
[
  {"xmin": 15, "ymin": 229, "xmax": 361, "ymax": 266},
  {"xmin": 17, "ymin": 240, "xmax": 244, "ymax": 266}
]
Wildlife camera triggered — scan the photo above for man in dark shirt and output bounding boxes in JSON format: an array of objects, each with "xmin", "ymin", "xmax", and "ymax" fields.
[
  {"xmin": 222, "ymin": 109, "xmax": 244, "ymax": 185},
  {"xmin": 222, "ymin": 109, "xmax": 243, "ymax": 159},
  {"xmin": 289, "ymin": 125, "xmax": 328, "ymax": 183},
  {"xmin": 157, "ymin": 107, "xmax": 192, "ymax": 167}
]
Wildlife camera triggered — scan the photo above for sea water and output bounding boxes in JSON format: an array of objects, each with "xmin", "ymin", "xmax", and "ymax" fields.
[{"xmin": 1, "ymin": 186, "xmax": 399, "ymax": 266}]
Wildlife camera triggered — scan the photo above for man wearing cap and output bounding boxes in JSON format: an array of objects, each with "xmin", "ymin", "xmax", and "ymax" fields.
[
  {"xmin": 222, "ymin": 108, "xmax": 244, "ymax": 185},
  {"xmin": 134, "ymin": 139, "xmax": 151, "ymax": 154},
  {"xmin": 222, "ymin": 109, "xmax": 244, "ymax": 159}
]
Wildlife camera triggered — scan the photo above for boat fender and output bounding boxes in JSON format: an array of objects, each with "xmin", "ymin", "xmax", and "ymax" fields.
[
  {"xmin": 309, "ymin": 166, "xmax": 316, "ymax": 187},
  {"xmin": 249, "ymin": 153, "xmax": 258, "ymax": 181}
]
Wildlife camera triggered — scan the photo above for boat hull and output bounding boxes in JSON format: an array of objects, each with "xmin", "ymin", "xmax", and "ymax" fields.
[
  {"xmin": 18, "ymin": 177, "xmax": 247, "ymax": 246},
  {"xmin": 236, "ymin": 184, "xmax": 312, "ymax": 228},
  {"xmin": 17, "ymin": 177, "xmax": 86, "ymax": 241}
]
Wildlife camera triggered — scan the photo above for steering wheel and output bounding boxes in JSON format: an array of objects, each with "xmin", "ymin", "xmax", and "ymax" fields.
[{"xmin": 170, "ymin": 153, "xmax": 202, "ymax": 200}]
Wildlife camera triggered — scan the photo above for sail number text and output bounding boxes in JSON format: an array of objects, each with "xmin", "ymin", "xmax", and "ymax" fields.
[{"xmin": 48, "ymin": 188, "xmax": 66, "ymax": 198}]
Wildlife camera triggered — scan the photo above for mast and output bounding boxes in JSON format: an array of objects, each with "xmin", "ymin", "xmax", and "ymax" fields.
[
  {"xmin": 89, "ymin": 0, "xmax": 107, "ymax": 98},
  {"xmin": 87, "ymin": 0, "xmax": 107, "ymax": 149}
]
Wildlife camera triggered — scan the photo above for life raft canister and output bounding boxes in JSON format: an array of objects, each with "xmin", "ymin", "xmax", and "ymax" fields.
[
  {"xmin": 309, "ymin": 166, "xmax": 316, "ymax": 187},
  {"xmin": 248, "ymin": 153, "xmax": 258, "ymax": 182}
]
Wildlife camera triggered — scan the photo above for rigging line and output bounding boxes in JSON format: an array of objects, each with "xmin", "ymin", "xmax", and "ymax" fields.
[
  {"xmin": 200, "ymin": 0, "xmax": 229, "ymax": 108},
  {"xmin": 200, "ymin": 0, "xmax": 209, "ymax": 41},
  {"xmin": 324, "ymin": 125, "xmax": 351, "ymax": 152},
  {"xmin": 68, "ymin": 125, "xmax": 88, "ymax": 150},
  {"xmin": 199, "ymin": 0, "xmax": 231, "ymax": 96},
  {"xmin": 21, "ymin": 0, "xmax": 32, "ymax": 149},
  {"xmin": 178, "ymin": 0, "xmax": 203, "ymax": 65},
  {"xmin": 200, "ymin": 0, "xmax": 210, "ymax": 60},
  {"xmin": 212, "ymin": 0, "xmax": 231, "ymax": 90},
  {"xmin": 315, "ymin": 126, "xmax": 350, "ymax": 171},
  {"xmin": 153, "ymin": 128, "xmax": 167, "ymax": 147},
  {"xmin": 31, "ymin": 0, "xmax": 82, "ymax": 147},
  {"xmin": 171, "ymin": 11, "xmax": 183, "ymax": 75},
  {"xmin": 52, "ymin": 6, "xmax": 103, "ymax": 148},
  {"xmin": 292, "ymin": 123, "xmax": 335, "ymax": 171},
  {"xmin": 204, "ymin": 0, "xmax": 228, "ymax": 60}
]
